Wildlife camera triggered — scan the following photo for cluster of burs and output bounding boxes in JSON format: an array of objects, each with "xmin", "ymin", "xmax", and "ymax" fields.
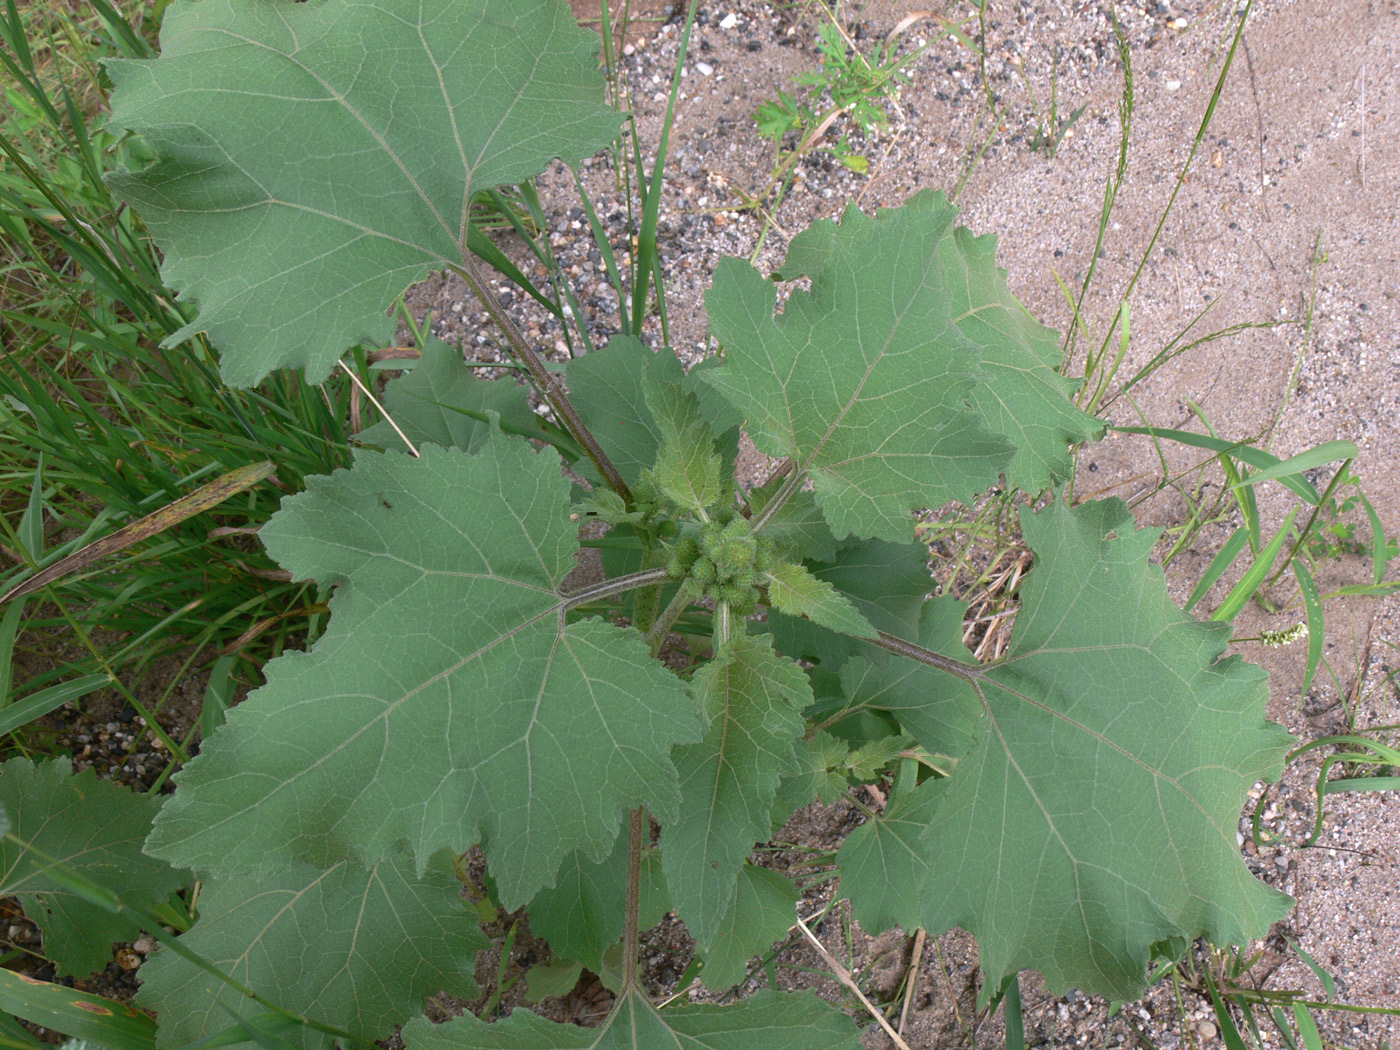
[{"xmin": 665, "ymin": 508, "xmax": 776, "ymax": 617}]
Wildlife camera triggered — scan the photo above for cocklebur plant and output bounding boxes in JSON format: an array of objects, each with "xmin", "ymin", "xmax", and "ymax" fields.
[{"xmin": 1, "ymin": 0, "xmax": 1300, "ymax": 1045}]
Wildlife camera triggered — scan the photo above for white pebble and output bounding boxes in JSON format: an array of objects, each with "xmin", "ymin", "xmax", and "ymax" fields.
[
  {"xmin": 719, "ymin": 12, "xmax": 737, "ymax": 29},
  {"xmin": 1165, "ymin": 79, "xmax": 1181, "ymax": 91},
  {"xmin": 696, "ymin": 61, "xmax": 713, "ymax": 77}
]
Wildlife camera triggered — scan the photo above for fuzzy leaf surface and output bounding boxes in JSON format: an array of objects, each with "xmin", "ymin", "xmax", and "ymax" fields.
[
  {"xmin": 664, "ymin": 634, "xmax": 810, "ymax": 948},
  {"xmin": 564, "ymin": 336, "xmax": 683, "ymax": 488},
  {"xmin": 838, "ymin": 596, "xmax": 981, "ymax": 757},
  {"xmin": 768, "ymin": 538, "xmax": 931, "ymax": 671},
  {"xmin": 402, "ymin": 988, "xmax": 860, "ymax": 1049},
  {"xmin": 703, "ymin": 195, "xmax": 1016, "ymax": 541},
  {"xmin": 146, "ymin": 436, "xmax": 699, "ymax": 905},
  {"xmin": 912, "ymin": 499, "xmax": 1294, "ymax": 998},
  {"xmin": 836, "ymin": 779, "xmax": 942, "ymax": 933},
  {"xmin": 777, "ymin": 191, "xmax": 1103, "ymax": 492},
  {"xmin": 0, "ymin": 757, "xmax": 186, "ymax": 977},
  {"xmin": 105, "ymin": 0, "xmax": 621, "ymax": 385},
  {"xmin": 357, "ymin": 339, "xmax": 536, "ymax": 454},
  {"xmin": 526, "ymin": 840, "xmax": 669, "ymax": 973},
  {"xmin": 763, "ymin": 560, "xmax": 875, "ymax": 640},
  {"xmin": 643, "ymin": 377, "xmax": 723, "ymax": 515},
  {"xmin": 699, "ymin": 864, "xmax": 798, "ymax": 990},
  {"xmin": 137, "ymin": 853, "xmax": 481, "ymax": 1050}
]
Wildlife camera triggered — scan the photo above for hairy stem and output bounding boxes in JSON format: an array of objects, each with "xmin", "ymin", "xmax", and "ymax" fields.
[
  {"xmin": 872, "ymin": 629, "xmax": 983, "ymax": 685},
  {"xmin": 647, "ymin": 580, "xmax": 698, "ymax": 655},
  {"xmin": 453, "ymin": 254, "xmax": 633, "ymax": 502},
  {"xmin": 748, "ymin": 463, "xmax": 808, "ymax": 534},
  {"xmin": 621, "ymin": 806, "xmax": 645, "ymax": 993},
  {"xmin": 560, "ymin": 566, "xmax": 672, "ymax": 612}
]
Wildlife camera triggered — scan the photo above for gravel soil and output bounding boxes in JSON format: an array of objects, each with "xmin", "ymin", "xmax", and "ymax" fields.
[{"xmin": 16, "ymin": 1, "xmax": 1397, "ymax": 1047}]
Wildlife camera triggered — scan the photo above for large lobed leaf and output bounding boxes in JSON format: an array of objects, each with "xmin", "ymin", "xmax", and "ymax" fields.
[
  {"xmin": 105, "ymin": 0, "xmax": 621, "ymax": 386},
  {"xmin": 402, "ymin": 988, "xmax": 860, "ymax": 1049},
  {"xmin": 146, "ymin": 434, "xmax": 700, "ymax": 906},
  {"xmin": 0, "ymin": 757, "xmax": 186, "ymax": 977},
  {"xmin": 703, "ymin": 192, "xmax": 1099, "ymax": 542},
  {"xmin": 775, "ymin": 191, "xmax": 1103, "ymax": 493},
  {"xmin": 662, "ymin": 634, "xmax": 810, "ymax": 949},
  {"xmin": 137, "ymin": 852, "xmax": 483, "ymax": 1050},
  {"xmin": 901, "ymin": 499, "xmax": 1293, "ymax": 998}
]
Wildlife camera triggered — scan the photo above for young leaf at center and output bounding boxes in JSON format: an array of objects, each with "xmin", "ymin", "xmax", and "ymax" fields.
[{"xmin": 146, "ymin": 435, "xmax": 701, "ymax": 906}]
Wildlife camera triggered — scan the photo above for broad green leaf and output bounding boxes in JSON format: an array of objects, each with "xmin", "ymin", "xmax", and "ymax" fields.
[
  {"xmin": 912, "ymin": 499, "xmax": 1293, "ymax": 998},
  {"xmin": 836, "ymin": 779, "xmax": 942, "ymax": 933},
  {"xmin": 564, "ymin": 336, "xmax": 684, "ymax": 488},
  {"xmin": 0, "ymin": 757, "xmax": 186, "ymax": 977},
  {"xmin": 768, "ymin": 538, "xmax": 931, "ymax": 672},
  {"xmin": 146, "ymin": 435, "xmax": 700, "ymax": 906},
  {"xmin": 136, "ymin": 852, "xmax": 482, "ymax": 1050},
  {"xmin": 643, "ymin": 376, "xmax": 723, "ymax": 515},
  {"xmin": 775, "ymin": 191, "xmax": 1101, "ymax": 493},
  {"xmin": 105, "ymin": 0, "xmax": 621, "ymax": 385},
  {"xmin": 357, "ymin": 338, "xmax": 537, "ymax": 454},
  {"xmin": 664, "ymin": 634, "xmax": 810, "ymax": 948},
  {"xmin": 770, "ymin": 730, "xmax": 849, "ymax": 827},
  {"xmin": 763, "ymin": 560, "xmax": 876, "ymax": 640},
  {"xmin": 0, "ymin": 969, "xmax": 157, "ymax": 1050},
  {"xmin": 402, "ymin": 987, "xmax": 860, "ymax": 1049},
  {"xmin": 699, "ymin": 864, "xmax": 798, "ymax": 990},
  {"xmin": 747, "ymin": 481, "xmax": 838, "ymax": 563},
  {"xmin": 527, "ymin": 839, "xmax": 670, "ymax": 973},
  {"xmin": 703, "ymin": 195, "xmax": 1019, "ymax": 542},
  {"xmin": 838, "ymin": 596, "xmax": 982, "ymax": 758}
]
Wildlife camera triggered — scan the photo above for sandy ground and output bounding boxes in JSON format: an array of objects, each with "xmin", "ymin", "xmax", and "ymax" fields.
[{"xmin": 418, "ymin": 0, "xmax": 1400, "ymax": 1045}]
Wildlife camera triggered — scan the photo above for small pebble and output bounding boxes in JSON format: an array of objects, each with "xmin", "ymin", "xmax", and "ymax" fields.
[
  {"xmin": 696, "ymin": 61, "xmax": 713, "ymax": 77},
  {"xmin": 719, "ymin": 12, "xmax": 737, "ymax": 29},
  {"xmin": 1165, "ymin": 79, "xmax": 1181, "ymax": 91},
  {"xmin": 1197, "ymin": 1020, "xmax": 1218, "ymax": 1040}
]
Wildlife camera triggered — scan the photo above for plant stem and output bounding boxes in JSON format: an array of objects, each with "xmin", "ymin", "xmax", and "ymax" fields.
[
  {"xmin": 561, "ymin": 566, "xmax": 672, "ymax": 612},
  {"xmin": 452, "ymin": 254, "xmax": 632, "ymax": 502},
  {"xmin": 872, "ymin": 629, "xmax": 983, "ymax": 685},
  {"xmin": 621, "ymin": 806, "xmax": 644, "ymax": 993},
  {"xmin": 647, "ymin": 581, "xmax": 697, "ymax": 655}
]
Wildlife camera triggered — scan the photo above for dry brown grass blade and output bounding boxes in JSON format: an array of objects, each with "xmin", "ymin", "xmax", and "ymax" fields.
[
  {"xmin": 1, "ymin": 460, "xmax": 277, "ymax": 602},
  {"xmin": 898, "ymin": 928, "xmax": 927, "ymax": 1036},
  {"xmin": 792, "ymin": 913, "xmax": 914, "ymax": 1050}
]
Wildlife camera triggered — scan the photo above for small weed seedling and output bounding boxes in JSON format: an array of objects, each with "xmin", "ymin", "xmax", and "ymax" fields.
[{"xmin": 0, "ymin": 1, "xmax": 1387, "ymax": 1048}]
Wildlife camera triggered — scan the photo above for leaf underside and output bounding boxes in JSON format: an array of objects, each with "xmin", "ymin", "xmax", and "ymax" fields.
[
  {"xmin": 0, "ymin": 757, "xmax": 186, "ymax": 977},
  {"xmin": 136, "ymin": 852, "xmax": 483, "ymax": 1050},
  {"xmin": 146, "ymin": 435, "xmax": 700, "ymax": 907},
  {"xmin": 663, "ymin": 634, "xmax": 810, "ymax": 949},
  {"xmin": 105, "ymin": 0, "xmax": 622, "ymax": 385},
  {"xmin": 357, "ymin": 338, "xmax": 536, "ymax": 454},
  {"xmin": 895, "ymin": 500, "xmax": 1293, "ymax": 998},
  {"xmin": 704, "ymin": 192, "xmax": 1094, "ymax": 542},
  {"xmin": 402, "ymin": 988, "xmax": 861, "ymax": 1049}
]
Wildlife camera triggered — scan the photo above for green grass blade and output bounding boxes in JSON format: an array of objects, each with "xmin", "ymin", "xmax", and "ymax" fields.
[
  {"xmin": 0, "ymin": 596, "xmax": 27, "ymax": 704},
  {"xmin": 1184, "ymin": 526, "xmax": 1248, "ymax": 613},
  {"xmin": 1229, "ymin": 440, "xmax": 1358, "ymax": 491},
  {"xmin": 1203, "ymin": 972, "xmax": 1250, "ymax": 1050},
  {"xmin": 1211, "ymin": 507, "xmax": 1297, "ymax": 623},
  {"xmin": 1291, "ymin": 1003, "xmax": 1323, "ymax": 1050},
  {"xmin": 0, "ymin": 969, "xmax": 156, "ymax": 1050},
  {"xmin": 18, "ymin": 455, "xmax": 43, "ymax": 561},
  {"xmin": 1291, "ymin": 559, "xmax": 1324, "ymax": 697},
  {"xmin": 1322, "ymin": 776, "xmax": 1400, "ymax": 795},
  {"xmin": 0, "ymin": 675, "xmax": 112, "ymax": 738},
  {"xmin": 1002, "ymin": 972, "xmax": 1024, "ymax": 1050},
  {"xmin": 1284, "ymin": 937, "xmax": 1336, "ymax": 1002},
  {"xmin": 1114, "ymin": 426, "xmax": 1322, "ymax": 505},
  {"xmin": 1356, "ymin": 490, "xmax": 1390, "ymax": 585}
]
